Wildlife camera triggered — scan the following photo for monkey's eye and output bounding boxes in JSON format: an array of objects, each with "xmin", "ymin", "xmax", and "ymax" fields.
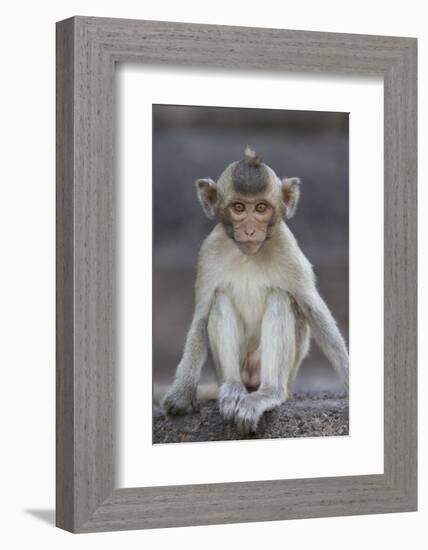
[
  {"xmin": 233, "ymin": 202, "xmax": 245, "ymax": 213},
  {"xmin": 255, "ymin": 203, "xmax": 267, "ymax": 213}
]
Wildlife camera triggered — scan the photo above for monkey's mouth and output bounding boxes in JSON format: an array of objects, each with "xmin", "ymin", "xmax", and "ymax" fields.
[{"xmin": 235, "ymin": 240, "xmax": 264, "ymax": 255}]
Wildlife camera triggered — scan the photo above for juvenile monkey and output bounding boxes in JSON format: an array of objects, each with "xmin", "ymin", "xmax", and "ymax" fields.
[{"xmin": 163, "ymin": 146, "xmax": 348, "ymax": 434}]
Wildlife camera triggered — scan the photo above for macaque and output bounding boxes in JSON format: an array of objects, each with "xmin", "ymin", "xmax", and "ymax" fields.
[{"xmin": 163, "ymin": 146, "xmax": 349, "ymax": 434}]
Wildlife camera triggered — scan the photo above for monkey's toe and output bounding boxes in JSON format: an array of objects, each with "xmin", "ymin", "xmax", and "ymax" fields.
[
  {"xmin": 234, "ymin": 392, "xmax": 283, "ymax": 435},
  {"xmin": 162, "ymin": 390, "xmax": 197, "ymax": 416},
  {"xmin": 218, "ymin": 382, "xmax": 247, "ymax": 421},
  {"xmin": 234, "ymin": 398, "xmax": 262, "ymax": 435}
]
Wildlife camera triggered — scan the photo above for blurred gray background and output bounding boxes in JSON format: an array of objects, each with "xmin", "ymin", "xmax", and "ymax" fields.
[{"xmin": 153, "ymin": 104, "xmax": 349, "ymax": 402}]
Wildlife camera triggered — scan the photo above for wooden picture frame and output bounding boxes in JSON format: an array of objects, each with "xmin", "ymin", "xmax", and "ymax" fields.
[{"xmin": 56, "ymin": 16, "xmax": 417, "ymax": 533}]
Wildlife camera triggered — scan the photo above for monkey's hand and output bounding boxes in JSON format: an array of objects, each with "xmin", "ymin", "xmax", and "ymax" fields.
[
  {"xmin": 218, "ymin": 382, "xmax": 248, "ymax": 421},
  {"xmin": 234, "ymin": 390, "xmax": 283, "ymax": 435},
  {"xmin": 162, "ymin": 384, "xmax": 198, "ymax": 416}
]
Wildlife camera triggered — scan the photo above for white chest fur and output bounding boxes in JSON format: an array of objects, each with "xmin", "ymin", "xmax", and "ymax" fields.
[
  {"xmin": 198, "ymin": 223, "xmax": 308, "ymax": 350},
  {"xmin": 215, "ymin": 245, "xmax": 286, "ymax": 349}
]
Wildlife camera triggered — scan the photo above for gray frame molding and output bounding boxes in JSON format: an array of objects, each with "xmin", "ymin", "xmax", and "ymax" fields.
[{"xmin": 56, "ymin": 16, "xmax": 417, "ymax": 533}]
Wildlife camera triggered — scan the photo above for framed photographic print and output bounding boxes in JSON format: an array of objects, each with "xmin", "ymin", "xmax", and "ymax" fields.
[
  {"xmin": 150, "ymin": 104, "xmax": 350, "ymax": 445},
  {"xmin": 56, "ymin": 16, "xmax": 417, "ymax": 532}
]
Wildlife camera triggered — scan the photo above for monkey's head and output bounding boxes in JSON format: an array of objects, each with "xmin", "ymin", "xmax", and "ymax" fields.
[{"xmin": 196, "ymin": 146, "xmax": 301, "ymax": 255}]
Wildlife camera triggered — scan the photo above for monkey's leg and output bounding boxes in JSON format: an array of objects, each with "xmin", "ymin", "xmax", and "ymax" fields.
[
  {"xmin": 208, "ymin": 291, "xmax": 248, "ymax": 421},
  {"xmin": 234, "ymin": 290, "xmax": 295, "ymax": 434},
  {"xmin": 162, "ymin": 317, "xmax": 207, "ymax": 415}
]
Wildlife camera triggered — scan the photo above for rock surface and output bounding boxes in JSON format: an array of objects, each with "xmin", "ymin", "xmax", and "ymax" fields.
[{"xmin": 153, "ymin": 393, "xmax": 349, "ymax": 443}]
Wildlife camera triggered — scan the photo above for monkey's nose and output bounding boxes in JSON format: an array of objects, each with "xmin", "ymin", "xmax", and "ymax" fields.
[{"xmin": 245, "ymin": 228, "xmax": 256, "ymax": 237}]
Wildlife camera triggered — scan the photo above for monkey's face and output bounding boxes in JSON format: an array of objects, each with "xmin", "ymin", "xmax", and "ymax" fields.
[
  {"xmin": 196, "ymin": 147, "xmax": 302, "ymax": 255},
  {"xmin": 225, "ymin": 194, "xmax": 274, "ymax": 255}
]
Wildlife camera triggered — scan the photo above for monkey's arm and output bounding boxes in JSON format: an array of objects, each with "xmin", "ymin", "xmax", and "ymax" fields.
[
  {"xmin": 296, "ymin": 287, "xmax": 349, "ymax": 389},
  {"xmin": 162, "ymin": 314, "xmax": 208, "ymax": 414},
  {"xmin": 162, "ymin": 240, "xmax": 216, "ymax": 414}
]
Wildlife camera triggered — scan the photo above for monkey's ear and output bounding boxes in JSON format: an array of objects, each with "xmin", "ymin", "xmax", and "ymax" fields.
[
  {"xmin": 196, "ymin": 178, "xmax": 218, "ymax": 219},
  {"xmin": 281, "ymin": 177, "xmax": 301, "ymax": 218}
]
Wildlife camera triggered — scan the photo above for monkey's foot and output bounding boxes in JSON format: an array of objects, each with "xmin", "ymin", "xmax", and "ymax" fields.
[
  {"xmin": 162, "ymin": 386, "xmax": 197, "ymax": 416},
  {"xmin": 218, "ymin": 382, "xmax": 248, "ymax": 421},
  {"xmin": 234, "ymin": 391, "xmax": 283, "ymax": 435}
]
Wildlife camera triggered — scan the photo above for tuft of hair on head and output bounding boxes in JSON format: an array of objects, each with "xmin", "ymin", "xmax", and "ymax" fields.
[{"xmin": 244, "ymin": 145, "xmax": 262, "ymax": 167}]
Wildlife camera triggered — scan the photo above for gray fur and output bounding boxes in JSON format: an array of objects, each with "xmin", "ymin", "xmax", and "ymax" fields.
[
  {"xmin": 231, "ymin": 159, "xmax": 270, "ymax": 195},
  {"xmin": 218, "ymin": 382, "xmax": 248, "ymax": 421}
]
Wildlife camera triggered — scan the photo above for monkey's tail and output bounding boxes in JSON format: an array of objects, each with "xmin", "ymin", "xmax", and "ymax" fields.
[{"xmin": 154, "ymin": 383, "xmax": 219, "ymax": 405}]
